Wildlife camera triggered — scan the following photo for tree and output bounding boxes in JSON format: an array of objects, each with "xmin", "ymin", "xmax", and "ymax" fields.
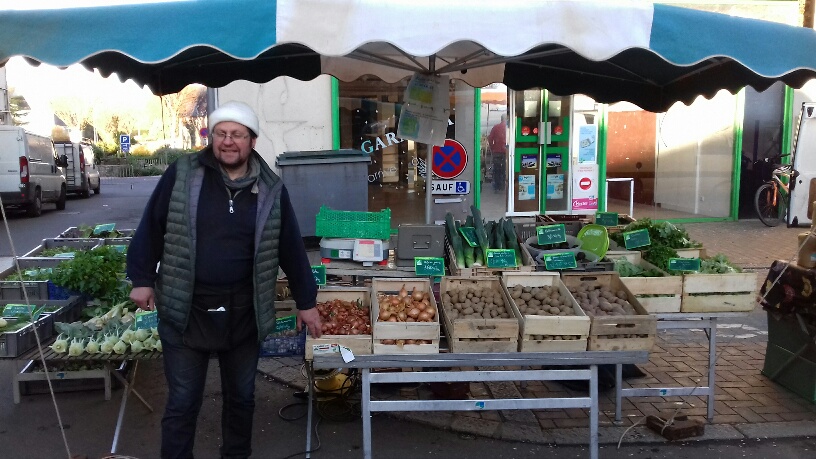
[
  {"xmin": 9, "ymin": 89, "xmax": 29, "ymax": 126},
  {"xmin": 50, "ymin": 95, "xmax": 95, "ymax": 133},
  {"xmin": 160, "ymin": 84, "xmax": 207, "ymax": 148}
]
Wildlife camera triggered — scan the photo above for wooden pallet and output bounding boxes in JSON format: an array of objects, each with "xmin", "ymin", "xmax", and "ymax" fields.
[
  {"xmin": 606, "ymin": 252, "xmax": 683, "ymax": 313},
  {"xmin": 305, "ymin": 287, "xmax": 373, "ymax": 360},
  {"xmin": 560, "ymin": 272, "xmax": 656, "ymax": 352},
  {"xmin": 501, "ymin": 272, "xmax": 589, "ymax": 352},
  {"xmin": 439, "ymin": 277, "xmax": 520, "ymax": 353},
  {"xmin": 371, "ymin": 278, "xmax": 440, "ymax": 354}
]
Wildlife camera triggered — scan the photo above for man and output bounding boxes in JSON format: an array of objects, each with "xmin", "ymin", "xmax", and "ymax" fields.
[
  {"xmin": 127, "ymin": 101, "xmax": 322, "ymax": 459},
  {"xmin": 488, "ymin": 113, "xmax": 507, "ymax": 192}
]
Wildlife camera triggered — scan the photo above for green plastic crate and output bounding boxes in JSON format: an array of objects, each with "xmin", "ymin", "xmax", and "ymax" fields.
[{"xmin": 315, "ymin": 206, "xmax": 391, "ymax": 240}]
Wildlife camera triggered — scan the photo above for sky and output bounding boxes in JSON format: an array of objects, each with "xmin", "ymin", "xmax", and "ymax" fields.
[{"xmin": 5, "ymin": 57, "xmax": 159, "ymax": 136}]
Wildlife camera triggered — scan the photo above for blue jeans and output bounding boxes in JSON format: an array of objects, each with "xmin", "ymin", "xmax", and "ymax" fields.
[{"xmin": 158, "ymin": 319, "xmax": 260, "ymax": 459}]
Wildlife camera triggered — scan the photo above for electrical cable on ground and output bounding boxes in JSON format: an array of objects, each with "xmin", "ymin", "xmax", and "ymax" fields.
[
  {"xmin": 277, "ymin": 367, "xmax": 363, "ymax": 459},
  {"xmin": 0, "ymin": 196, "xmax": 73, "ymax": 459},
  {"xmin": 616, "ymin": 227, "xmax": 816, "ymax": 447}
]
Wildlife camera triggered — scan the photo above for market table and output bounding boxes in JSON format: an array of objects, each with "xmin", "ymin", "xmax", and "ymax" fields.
[
  {"xmin": 14, "ymin": 343, "xmax": 161, "ymax": 454},
  {"xmin": 307, "ymin": 351, "xmax": 649, "ymax": 459},
  {"xmin": 613, "ymin": 312, "xmax": 748, "ymax": 422}
]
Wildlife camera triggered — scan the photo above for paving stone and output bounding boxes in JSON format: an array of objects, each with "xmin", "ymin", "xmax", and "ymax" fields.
[
  {"xmin": 450, "ymin": 414, "xmax": 501, "ymax": 438},
  {"xmin": 498, "ymin": 421, "xmax": 553, "ymax": 444},
  {"xmin": 736, "ymin": 420, "xmax": 816, "ymax": 438},
  {"xmin": 401, "ymin": 410, "xmax": 455, "ymax": 430}
]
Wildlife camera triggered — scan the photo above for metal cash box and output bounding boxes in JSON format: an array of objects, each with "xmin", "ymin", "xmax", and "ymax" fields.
[{"xmin": 396, "ymin": 224, "xmax": 445, "ymax": 267}]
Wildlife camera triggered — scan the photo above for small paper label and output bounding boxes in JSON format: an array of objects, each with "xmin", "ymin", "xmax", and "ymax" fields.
[
  {"xmin": 595, "ymin": 212, "xmax": 619, "ymax": 227},
  {"xmin": 623, "ymin": 229, "xmax": 651, "ymax": 249},
  {"xmin": 537, "ymin": 224, "xmax": 567, "ymax": 245},
  {"xmin": 339, "ymin": 346, "xmax": 355, "ymax": 363},
  {"xmin": 311, "ymin": 265, "xmax": 327, "ymax": 286},
  {"xmin": 92, "ymin": 223, "xmax": 116, "ymax": 235},
  {"xmin": 458, "ymin": 227, "xmax": 479, "ymax": 247},
  {"xmin": 415, "ymin": 257, "xmax": 445, "ymax": 276}
]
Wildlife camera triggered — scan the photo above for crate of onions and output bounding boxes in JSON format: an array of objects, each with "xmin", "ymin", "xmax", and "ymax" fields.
[
  {"xmin": 305, "ymin": 287, "xmax": 373, "ymax": 360},
  {"xmin": 371, "ymin": 278, "xmax": 440, "ymax": 354}
]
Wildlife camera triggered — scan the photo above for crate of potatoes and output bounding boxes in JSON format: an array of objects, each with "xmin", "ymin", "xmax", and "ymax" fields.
[
  {"xmin": 561, "ymin": 272, "xmax": 656, "ymax": 352},
  {"xmin": 306, "ymin": 287, "xmax": 373, "ymax": 360},
  {"xmin": 371, "ymin": 279, "xmax": 440, "ymax": 354},
  {"xmin": 501, "ymin": 272, "xmax": 590, "ymax": 352},
  {"xmin": 439, "ymin": 276, "xmax": 520, "ymax": 353}
]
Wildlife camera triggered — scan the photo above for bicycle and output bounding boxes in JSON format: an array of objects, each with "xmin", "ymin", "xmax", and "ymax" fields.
[{"xmin": 754, "ymin": 154, "xmax": 799, "ymax": 227}]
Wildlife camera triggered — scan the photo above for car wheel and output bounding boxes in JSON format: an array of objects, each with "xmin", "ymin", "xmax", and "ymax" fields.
[
  {"xmin": 56, "ymin": 185, "xmax": 67, "ymax": 210},
  {"xmin": 81, "ymin": 180, "xmax": 91, "ymax": 198},
  {"xmin": 26, "ymin": 189, "xmax": 42, "ymax": 217},
  {"xmin": 93, "ymin": 180, "xmax": 101, "ymax": 195}
]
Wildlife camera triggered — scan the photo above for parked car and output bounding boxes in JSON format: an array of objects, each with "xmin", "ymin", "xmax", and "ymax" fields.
[
  {"xmin": 0, "ymin": 125, "xmax": 67, "ymax": 217},
  {"xmin": 54, "ymin": 141, "xmax": 101, "ymax": 198}
]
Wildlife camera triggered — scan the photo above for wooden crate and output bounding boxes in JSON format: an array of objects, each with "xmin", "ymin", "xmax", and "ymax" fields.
[
  {"xmin": 681, "ymin": 272, "xmax": 758, "ymax": 313},
  {"xmin": 306, "ymin": 287, "xmax": 372, "ymax": 359},
  {"xmin": 446, "ymin": 239, "xmax": 536, "ymax": 277},
  {"xmin": 561, "ymin": 272, "xmax": 656, "ymax": 352},
  {"xmin": 371, "ymin": 278, "xmax": 439, "ymax": 354},
  {"xmin": 606, "ymin": 252, "xmax": 683, "ymax": 313},
  {"xmin": 501, "ymin": 272, "xmax": 589, "ymax": 352},
  {"xmin": 439, "ymin": 277, "xmax": 520, "ymax": 353}
]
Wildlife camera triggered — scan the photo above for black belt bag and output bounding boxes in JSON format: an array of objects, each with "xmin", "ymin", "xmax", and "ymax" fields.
[{"xmin": 183, "ymin": 281, "xmax": 256, "ymax": 352}]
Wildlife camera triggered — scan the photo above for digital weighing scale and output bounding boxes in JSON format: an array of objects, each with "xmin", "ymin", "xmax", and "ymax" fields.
[{"xmin": 319, "ymin": 238, "xmax": 390, "ymax": 266}]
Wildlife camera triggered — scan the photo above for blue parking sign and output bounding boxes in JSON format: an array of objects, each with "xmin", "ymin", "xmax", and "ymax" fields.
[{"xmin": 120, "ymin": 134, "xmax": 130, "ymax": 145}]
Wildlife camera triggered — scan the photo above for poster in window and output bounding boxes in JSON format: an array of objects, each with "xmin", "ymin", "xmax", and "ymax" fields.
[
  {"xmin": 578, "ymin": 124, "xmax": 598, "ymax": 163},
  {"xmin": 518, "ymin": 175, "xmax": 536, "ymax": 201},
  {"xmin": 546, "ymin": 174, "xmax": 564, "ymax": 200},
  {"xmin": 546, "ymin": 153, "xmax": 562, "ymax": 169},
  {"xmin": 397, "ymin": 73, "xmax": 450, "ymax": 146},
  {"xmin": 571, "ymin": 163, "xmax": 598, "ymax": 211}
]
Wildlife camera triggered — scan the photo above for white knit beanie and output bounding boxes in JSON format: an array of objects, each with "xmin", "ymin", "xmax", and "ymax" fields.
[{"xmin": 209, "ymin": 101, "xmax": 260, "ymax": 137}]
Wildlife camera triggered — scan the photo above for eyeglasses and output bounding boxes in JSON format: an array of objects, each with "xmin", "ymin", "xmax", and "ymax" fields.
[{"xmin": 213, "ymin": 131, "xmax": 251, "ymax": 141}]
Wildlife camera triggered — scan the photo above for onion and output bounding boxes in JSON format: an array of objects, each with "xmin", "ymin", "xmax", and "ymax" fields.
[
  {"xmin": 379, "ymin": 309, "xmax": 392, "ymax": 321},
  {"xmin": 407, "ymin": 307, "xmax": 421, "ymax": 319},
  {"xmin": 411, "ymin": 287, "xmax": 423, "ymax": 301},
  {"xmin": 397, "ymin": 311, "xmax": 408, "ymax": 321},
  {"xmin": 424, "ymin": 305, "xmax": 437, "ymax": 319},
  {"xmin": 418, "ymin": 311, "xmax": 432, "ymax": 322},
  {"xmin": 399, "ymin": 284, "xmax": 408, "ymax": 298}
]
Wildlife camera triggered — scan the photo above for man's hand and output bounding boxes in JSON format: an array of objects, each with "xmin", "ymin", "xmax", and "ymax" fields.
[
  {"xmin": 297, "ymin": 307, "xmax": 322, "ymax": 338},
  {"xmin": 130, "ymin": 286, "xmax": 156, "ymax": 311}
]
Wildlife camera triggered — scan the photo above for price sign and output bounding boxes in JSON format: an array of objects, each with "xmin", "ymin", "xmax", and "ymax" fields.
[
  {"xmin": 458, "ymin": 227, "xmax": 479, "ymax": 247},
  {"xmin": 311, "ymin": 265, "xmax": 327, "ymax": 286},
  {"xmin": 668, "ymin": 258, "xmax": 701, "ymax": 272},
  {"xmin": 274, "ymin": 315, "xmax": 297, "ymax": 333},
  {"xmin": 3, "ymin": 304, "xmax": 32, "ymax": 317},
  {"xmin": 92, "ymin": 223, "xmax": 116, "ymax": 235},
  {"xmin": 109, "ymin": 245, "xmax": 128, "ymax": 253},
  {"xmin": 595, "ymin": 212, "xmax": 619, "ymax": 227},
  {"xmin": 537, "ymin": 224, "xmax": 567, "ymax": 245},
  {"xmin": 415, "ymin": 257, "xmax": 445, "ymax": 276},
  {"xmin": 543, "ymin": 252, "xmax": 578, "ymax": 270},
  {"xmin": 623, "ymin": 229, "xmax": 651, "ymax": 249},
  {"xmin": 135, "ymin": 310, "xmax": 158, "ymax": 330},
  {"xmin": 486, "ymin": 249, "xmax": 517, "ymax": 268}
]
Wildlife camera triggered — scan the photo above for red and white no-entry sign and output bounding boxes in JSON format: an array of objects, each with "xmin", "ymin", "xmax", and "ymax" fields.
[
  {"xmin": 432, "ymin": 139, "xmax": 468, "ymax": 179},
  {"xmin": 579, "ymin": 177, "xmax": 592, "ymax": 190}
]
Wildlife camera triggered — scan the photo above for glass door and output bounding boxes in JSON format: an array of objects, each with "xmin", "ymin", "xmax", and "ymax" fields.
[
  {"xmin": 509, "ymin": 89, "xmax": 544, "ymax": 215},
  {"xmin": 543, "ymin": 93, "xmax": 571, "ymax": 213}
]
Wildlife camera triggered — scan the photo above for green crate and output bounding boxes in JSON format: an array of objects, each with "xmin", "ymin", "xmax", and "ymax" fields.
[
  {"xmin": 762, "ymin": 343, "xmax": 816, "ymax": 403},
  {"xmin": 314, "ymin": 206, "xmax": 391, "ymax": 240}
]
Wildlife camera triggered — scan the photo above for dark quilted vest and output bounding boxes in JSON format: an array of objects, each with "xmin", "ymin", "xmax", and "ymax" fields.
[{"xmin": 155, "ymin": 152, "xmax": 283, "ymax": 342}]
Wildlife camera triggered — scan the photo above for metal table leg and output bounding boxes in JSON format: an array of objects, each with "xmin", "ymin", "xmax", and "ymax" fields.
[
  {"xmin": 615, "ymin": 363, "xmax": 623, "ymax": 422},
  {"xmin": 707, "ymin": 317, "xmax": 717, "ymax": 421},
  {"xmin": 110, "ymin": 360, "xmax": 153, "ymax": 454},
  {"xmin": 306, "ymin": 361, "xmax": 314, "ymax": 459},
  {"xmin": 362, "ymin": 368, "xmax": 372, "ymax": 459},
  {"xmin": 590, "ymin": 365, "xmax": 599, "ymax": 459}
]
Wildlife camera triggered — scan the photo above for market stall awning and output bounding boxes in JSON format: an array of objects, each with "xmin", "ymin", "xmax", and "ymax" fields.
[{"xmin": 3, "ymin": 0, "xmax": 816, "ymax": 111}]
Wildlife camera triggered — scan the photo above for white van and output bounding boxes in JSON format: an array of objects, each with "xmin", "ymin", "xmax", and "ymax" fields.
[
  {"xmin": 54, "ymin": 141, "xmax": 101, "ymax": 198},
  {"xmin": 0, "ymin": 126, "xmax": 68, "ymax": 217}
]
